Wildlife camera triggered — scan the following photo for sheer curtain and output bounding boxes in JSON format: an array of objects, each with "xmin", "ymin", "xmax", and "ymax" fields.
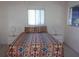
[{"xmin": 28, "ymin": 9, "xmax": 44, "ymax": 26}]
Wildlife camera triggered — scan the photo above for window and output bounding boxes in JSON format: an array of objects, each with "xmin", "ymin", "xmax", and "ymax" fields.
[
  {"xmin": 28, "ymin": 9, "xmax": 44, "ymax": 25},
  {"xmin": 68, "ymin": 6, "xmax": 79, "ymax": 27}
]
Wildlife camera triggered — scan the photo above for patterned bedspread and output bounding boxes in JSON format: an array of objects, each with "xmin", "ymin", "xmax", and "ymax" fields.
[{"xmin": 7, "ymin": 32, "xmax": 64, "ymax": 57}]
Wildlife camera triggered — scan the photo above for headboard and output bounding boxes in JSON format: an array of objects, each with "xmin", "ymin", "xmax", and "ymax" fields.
[{"xmin": 24, "ymin": 26, "xmax": 47, "ymax": 33}]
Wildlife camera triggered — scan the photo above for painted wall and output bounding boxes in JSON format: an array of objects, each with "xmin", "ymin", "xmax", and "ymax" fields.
[
  {"xmin": 0, "ymin": 2, "xmax": 8, "ymax": 44},
  {"xmin": 0, "ymin": 1, "xmax": 67, "ymax": 44},
  {"xmin": 64, "ymin": 1, "xmax": 79, "ymax": 53}
]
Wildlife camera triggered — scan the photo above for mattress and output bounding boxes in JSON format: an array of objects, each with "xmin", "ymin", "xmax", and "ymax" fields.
[{"xmin": 7, "ymin": 32, "xmax": 64, "ymax": 57}]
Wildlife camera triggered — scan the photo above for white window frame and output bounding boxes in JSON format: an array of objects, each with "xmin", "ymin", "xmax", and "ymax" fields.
[{"xmin": 27, "ymin": 8, "xmax": 46, "ymax": 26}]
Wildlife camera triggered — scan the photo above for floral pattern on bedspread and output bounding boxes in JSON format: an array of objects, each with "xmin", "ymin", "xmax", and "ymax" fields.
[{"xmin": 7, "ymin": 33, "xmax": 64, "ymax": 57}]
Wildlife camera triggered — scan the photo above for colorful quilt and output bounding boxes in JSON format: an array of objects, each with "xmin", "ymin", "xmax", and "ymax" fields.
[{"xmin": 7, "ymin": 32, "xmax": 64, "ymax": 57}]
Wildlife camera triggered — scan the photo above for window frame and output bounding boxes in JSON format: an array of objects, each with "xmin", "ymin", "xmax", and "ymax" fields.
[
  {"xmin": 27, "ymin": 8, "xmax": 46, "ymax": 26},
  {"xmin": 67, "ymin": 6, "xmax": 79, "ymax": 27}
]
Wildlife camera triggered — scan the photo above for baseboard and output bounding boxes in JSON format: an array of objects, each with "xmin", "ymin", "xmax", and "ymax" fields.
[{"xmin": 64, "ymin": 42, "xmax": 79, "ymax": 55}]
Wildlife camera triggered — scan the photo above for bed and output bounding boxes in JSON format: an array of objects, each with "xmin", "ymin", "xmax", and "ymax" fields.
[{"xmin": 7, "ymin": 26, "xmax": 64, "ymax": 57}]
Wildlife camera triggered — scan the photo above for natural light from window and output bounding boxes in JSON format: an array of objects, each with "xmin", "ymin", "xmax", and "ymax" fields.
[{"xmin": 28, "ymin": 9, "xmax": 44, "ymax": 25}]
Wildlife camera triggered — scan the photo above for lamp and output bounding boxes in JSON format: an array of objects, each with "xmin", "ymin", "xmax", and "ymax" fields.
[{"xmin": 11, "ymin": 26, "xmax": 16, "ymax": 37}]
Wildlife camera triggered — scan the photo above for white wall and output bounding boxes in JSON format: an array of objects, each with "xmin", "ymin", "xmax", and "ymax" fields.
[
  {"xmin": 0, "ymin": 2, "xmax": 8, "ymax": 44},
  {"xmin": 0, "ymin": 1, "xmax": 67, "ymax": 44},
  {"xmin": 64, "ymin": 1, "xmax": 79, "ymax": 53}
]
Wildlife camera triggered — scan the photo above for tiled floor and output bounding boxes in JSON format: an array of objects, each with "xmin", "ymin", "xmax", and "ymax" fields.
[
  {"xmin": 0, "ymin": 44, "xmax": 79, "ymax": 57},
  {"xmin": 64, "ymin": 45, "xmax": 79, "ymax": 57},
  {"xmin": 0, "ymin": 44, "xmax": 8, "ymax": 57}
]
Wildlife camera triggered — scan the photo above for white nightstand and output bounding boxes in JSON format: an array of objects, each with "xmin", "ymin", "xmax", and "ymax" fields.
[
  {"xmin": 8, "ymin": 35, "xmax": 18, "ymax": 44},
  {"xmin": 51, "ymin": 34, "xmax": 64, "ymax": 43}
]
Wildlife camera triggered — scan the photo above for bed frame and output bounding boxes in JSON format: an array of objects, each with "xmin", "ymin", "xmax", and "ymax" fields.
[{"xmin": 24, "ymin": 26, "xmax": 47, "ymax": 33}]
